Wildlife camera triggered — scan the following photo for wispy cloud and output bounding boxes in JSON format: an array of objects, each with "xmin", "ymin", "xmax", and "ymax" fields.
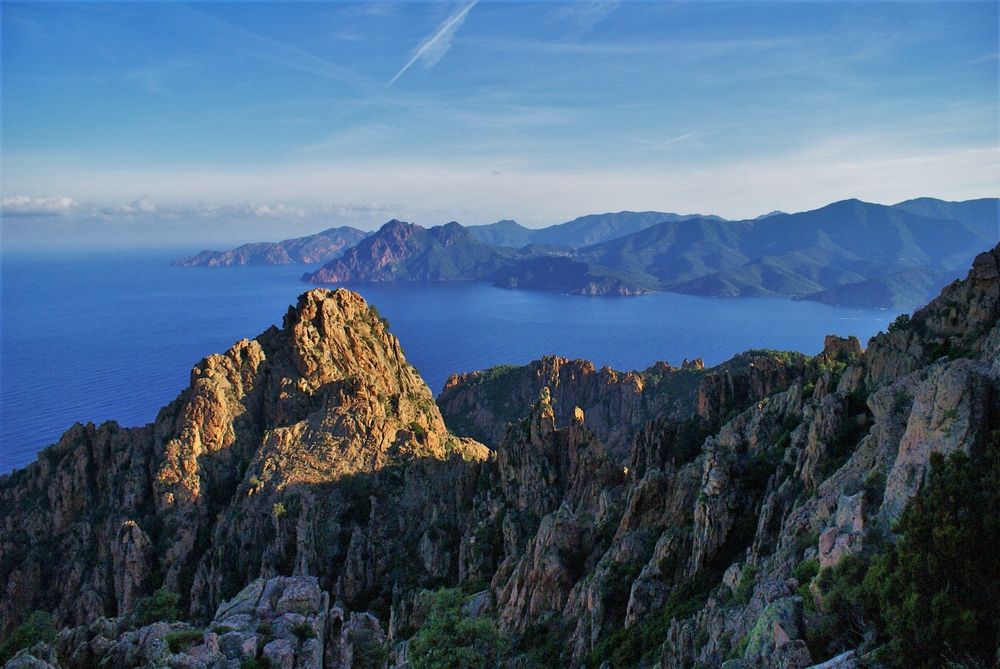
[
  {"xmin": 388, "ymin": 0, "xmax": 478, "ymax": 86},
  {"xmin": 549, "ymin": 0, "xmax": 621, "ymax": 39},
  {"xmin": 1, "ymin": 193, "xmax": 396, "ymax": 225},
  {"xmin": 122, "ymin": 68, "xmax": 169, "ymax": 96},
  {"xmin": 967, "ymin": 51, "xmax": 999, "ymax": 64},
  {"xmin": 464, "ymin": 35, "xmax": 823, "ymax": 58},
  {"xmin": 177, "ymin": 4, "xmax": 379, "ymax": 92},
  {"xmin": 635, "ymin": 131, "xmax": 710, "ymax": 152}
]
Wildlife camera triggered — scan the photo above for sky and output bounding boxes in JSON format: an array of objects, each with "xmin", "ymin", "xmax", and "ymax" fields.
[{"xmin": 1, "ymin": 0, "xmax": 998, "ymax": 249}]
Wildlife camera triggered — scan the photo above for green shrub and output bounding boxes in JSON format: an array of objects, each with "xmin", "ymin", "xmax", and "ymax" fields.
[
  {"xmin": 672, "ymin": 416, "xmax": 715, "ymax": 465},
  {"xmin": 166, "ymin": 629, "xmax": 204, "ymax": 653},
  {"xmin": 887, "ymin": 313, "xmax": 911, "ymax": 333},
  {"xmin": 271, "ymin": 502, "xmax": 286, "ymax": 519},
  {"xmin": 862, "ymin": 470, "xmax": 886, "ymax": 508},
  {"xmin": 0, "ymin": 610, "xmax": 55, "ymax": 664},
  {"xmin": 256, "ymin": 622, "xmax": 274, "ymax": 637},
  {"xmin": 461, "ymin": 579, "xmax": 488, "ymax": 595},
  {"xmin": 802, "ymin": 554, "xmax": 879, "ymax": 659},
  {"xmin": 369, "ymin": 305, "xmax": 390, "ymax": 329},
  {"xmin": 348, "ymin": 628, "xmax": 388, "ymax": 669},
  {"xmin": 792, "ymin": 557, "xmax": 819, "ymax": 585},
  {"xmin": 733, "ymin": 564, "xmax": 758, "ymax": 605},
  {"xmin": 865, "ymin": 441, "xmax": 1000, "ymax": 668},
  {"xmin": 800, "ymin": 438, "xmax": 1000, "ymax": 667},
  {"xmin": 518, "ymin": 619, "xmax": 566, "ymax": 667},
  {"xmin": 729, "ymin": 633, "xmax": 749, "ymax": 660},
  {"xmin": 408, "ymin": 588, "xmax": 506, "ymax": 669},
  {"xmin": 133, "ymin": 587, "xmax": 180, "ymax": 626},
  {"xmin": 818, "ymin": 410, "xmax": 872, "ymax": 480},
  {"xmin": 795, "ymin": 527, "xmax": 820, "ymax": 553},
  {"xmin": 291, "ymin": 622, "xmax": 316, "ymax": 641},
  {"xmin": 793, "ymin": 557, "xmax": 819, "ymax": 610},
  {"xmin": 587, "ymin": 569, "xmax": 719, "ymax": 668},
  {"xmin": 241, "ymin": 657, "xmax": 272, "ymax": 669}
]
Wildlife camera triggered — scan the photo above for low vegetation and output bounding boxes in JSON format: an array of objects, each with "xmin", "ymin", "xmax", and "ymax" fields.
[
  {"xmin": 133, "ymin": 587, "xmax": 180, "ymax": 626},
  {"xmin": 0, "ymin": 611, "xmax": 55, "ymax": 665},
  {"xmin": 165, "ymin": 629, "xmax": 205, "ymax": 654},
  {"xmin": 806, "ymin": 438, "xmax": 1000, "ymax": 668},
  {"xmin": 407, "ymin": 589, "xmax": 506, "ymax": 669}
]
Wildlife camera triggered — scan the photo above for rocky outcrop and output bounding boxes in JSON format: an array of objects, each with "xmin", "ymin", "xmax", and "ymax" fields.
[
  {"xmin": 0, "ymin": 288, "xmax": 486, "ymax": 635},
  {"xmin": 439, "ymin": 356, "xmax": 703, "ymax": 461},
  {"xmin": 5, "ymin": 577, "xmax": 353, "ymax": 669},
  {"xmin": 862, "ymin": 243, "xmax": 1000, "ymax": 391},
  {"xmin": 878, "ymin": 357, "xmax": 996, "ymax": 522},
  {"xmin": 439, "ymin": 350, "xmax": 807, "ymax": 463}
]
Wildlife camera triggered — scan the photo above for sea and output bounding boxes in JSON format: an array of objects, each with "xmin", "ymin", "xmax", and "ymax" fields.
[{"xmin": 0, "ymin": 249, "xmax": 902, "ymax": 473}]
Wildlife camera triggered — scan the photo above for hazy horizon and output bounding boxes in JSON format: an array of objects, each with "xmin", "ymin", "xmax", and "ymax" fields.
[{"xmin": 2, "ymin": 1, "xmax": 998, "ymax": 250}]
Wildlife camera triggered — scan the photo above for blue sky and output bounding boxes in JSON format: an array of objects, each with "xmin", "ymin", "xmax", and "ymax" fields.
[{"xmin": 2, "ymin": 1, "xmax": 998, "ymax": 248}]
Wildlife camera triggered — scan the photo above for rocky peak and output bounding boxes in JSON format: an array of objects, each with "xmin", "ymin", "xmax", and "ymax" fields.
[
  {"xmin": 377, "ymin": 218, "xmax": 417, "ymax": 234},
  {"xmin": 305, "ymin": 221, "xmax": 426, "ymax": 283},
  {"xmin": 695, "ymin": 350, "xmax": 807, "ymax": 421},
  {"xmin": 0, "ymin": 288, "xmax": 481, "ymax": 635},
  {"xmin": 431, "ymin": 221, "xmax": 474, "ymax": 246},
  {"xmin": 682, "ymin": 358, "xmax": 706, "ymax": 370},
  {"xmin": 819, "ymin": 335, "xmax": 863, "ymax": 363}
]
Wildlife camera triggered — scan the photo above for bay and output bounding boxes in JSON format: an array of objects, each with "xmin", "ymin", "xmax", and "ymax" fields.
[{"xmin": 0, "ymin": 249, "xmax": 901, "ymax": 473}]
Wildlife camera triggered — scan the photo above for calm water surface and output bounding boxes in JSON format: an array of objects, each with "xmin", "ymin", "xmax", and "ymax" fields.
[{"xmin": 0, "ymin": 249, "xmax": 901, "ymax": 472}]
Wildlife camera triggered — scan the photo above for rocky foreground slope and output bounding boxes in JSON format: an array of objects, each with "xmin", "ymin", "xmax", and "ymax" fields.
[{"xmin": 2, "ymin": 245, "xmax": 999, "ymax": 669}]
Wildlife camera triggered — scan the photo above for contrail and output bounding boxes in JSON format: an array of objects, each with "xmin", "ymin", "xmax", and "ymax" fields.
[{"xmin": 388, "ymin": 0, "xmax": 479, "ymax": 86}]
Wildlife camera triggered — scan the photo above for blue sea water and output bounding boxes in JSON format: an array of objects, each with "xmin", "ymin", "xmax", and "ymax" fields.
[{"xmin": 0, "ymin": 249, "xmax": 902, "ymax": 473}]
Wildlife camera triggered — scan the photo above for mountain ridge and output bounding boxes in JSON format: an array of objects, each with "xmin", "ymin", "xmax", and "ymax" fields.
[{"xmin": 174, "ymin": 198, "xmax": 996, "ymax": 308}]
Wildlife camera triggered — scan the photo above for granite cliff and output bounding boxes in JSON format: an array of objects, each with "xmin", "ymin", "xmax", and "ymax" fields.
[{"xmin": 3, "ymin": 244, "xmax": 998, "ymax": 669}]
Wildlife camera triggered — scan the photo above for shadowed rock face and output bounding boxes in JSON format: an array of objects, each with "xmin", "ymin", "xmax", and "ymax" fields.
[
  {"xmin": 438, "ymin": 355, "xmax": 697, "ymax": 460},
  {"xmin": 438, "ymin": 350, "xmax": 808, "ymax": 463},
  {"xmin": 3, "ymin": 245, "xmax": 999, "ymax": 669}
]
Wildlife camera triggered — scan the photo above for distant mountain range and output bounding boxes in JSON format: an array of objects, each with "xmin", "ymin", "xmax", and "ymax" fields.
[
  {"xmin": 467, "ymin": 210, "xmax": 726, "ymax": 248},
  {"xmin": 176, "ymin": 197, "xmax": 998, "ymax": 308},
  {"xmin": 172, "ymin": 226, "xmax": 370, "ymax": 266}
]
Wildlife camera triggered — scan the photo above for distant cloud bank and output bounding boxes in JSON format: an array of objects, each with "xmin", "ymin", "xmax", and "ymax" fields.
[
  {"xmin": 0, "ymin": 195, "xmax": 399, "ymax": 250},
  {"xmin": 2, "ymin": 195, "xmax": 78, "ymax": 216},
  {"xmin": 2, "ymin": 195, "xmax": 392, "ymax": 222}
]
